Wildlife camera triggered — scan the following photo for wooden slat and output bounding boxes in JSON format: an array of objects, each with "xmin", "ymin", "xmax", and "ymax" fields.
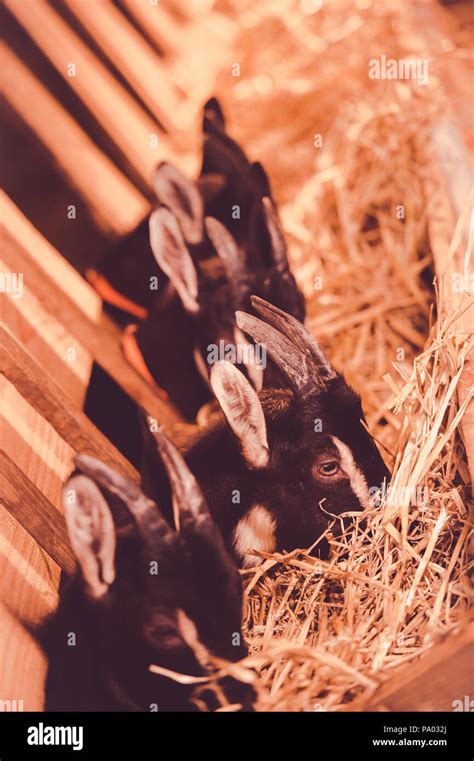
[
  {"xmin": 1, "ymin": 258, "xmax": 91, "ymax": 406},
  {"xmin": 363, "ymin": 623, "xmax": 474, "ymax": 711},
  {"xmin": 388, "ymin": 2, "xmax": 474, "ymax": 485},
  {"xmin": 122, "ymin": 0, "xmax": 235, "ymax": 106},
  {"xmin": 1, "ymin": 194, "xmax": 100, "ymax": 321},
  {"xmin": 423, "ymin": 169, "xmax": 474, "ymax": 483},
  {"xmin": 5, "ymin": 0, "xmax": 186, "ymax": 182},
  {"xmin": 1, "ymin": 453, "xmax": 76, "ymax": 576},
  {"xmin": 65, "ymin": 0, "xmax": 187, "ymax": 136},
  {"xmin": 0, "ymin": 327, "xmax": 139, "ymax": 483},
  {"xmin": 161, "ymin": 0, "xmax": 194, "ymax": 21},
  {"xmin": 121, "ymin": 0, "xmax": 185, "ymax": 59},
  {"xmin": 0, "ymin": 603, "xmax": 47, "ymax": 711},
  {"xmin": 4, "ymin": 0, "xmax": 193, "ymax": 180},
  {"xmin": 403, "ymin": 2, "xmax": 474, "ymax": 484},
  {"xmin": 2, "ymin": 376, "xmax": 76, "ymax": 527},
  {"xmin": 2, "ymin": 206, "xmax": 184, "ymax": 433},
  {"xmin": 0, "ymin": 368, "xmax": 77, "ymax": 709},
  {"xmin": 1, "ymin": 44, "xmax": 148, "ymax": 236},
  {"xmin": 411, "ymin": 1, "xmax": 474, "ymax": 159}
]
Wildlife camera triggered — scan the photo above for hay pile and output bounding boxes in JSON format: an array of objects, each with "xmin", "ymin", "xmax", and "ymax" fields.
[
  {"xmin": 196, "ymin": 234, "xmax": 472, "ymax": 710},
  {"xmin": 237, "ymin": 276, "xmax": 472, "ymax": 711},
  {"xmin": 200, "ymin": 0, "xmax": 472, "ymax": 710}
]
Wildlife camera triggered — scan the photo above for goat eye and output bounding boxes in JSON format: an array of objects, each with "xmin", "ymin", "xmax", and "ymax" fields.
[{"xmin": 317, "ymin": 461, "xmax": 340, "ymax": 478}]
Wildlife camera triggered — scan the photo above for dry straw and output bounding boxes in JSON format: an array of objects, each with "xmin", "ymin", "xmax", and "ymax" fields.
[
  {"xmin": 153, "ymin": 0, "xmax": 473, "ymax": 709},
  {"xmin": 227, "ymin": 0, "xmax": 472, "ymax": 711},
  {"xmin": 185, "ymin": 208, "xmax": 472, "ymax": 711},
  {"xmin": 238, "ymin": 259, "xmax": 472, "ymax": 711}
]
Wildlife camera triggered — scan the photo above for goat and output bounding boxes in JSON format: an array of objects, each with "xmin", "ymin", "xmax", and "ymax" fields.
[
  {"xmin": 141, "ymin": 297, "xmax": 391, "ymax": 568},
  {"xmin": 41, "ymin": 429, "xmax": 254, "ymax": 712},
  {"xmin": 121, "ymin": 174, "xmax": 305, "ymax": 417},
  {"xmin": 86, "ymin": 98, "xmax": 304, "ymax": 418},
  {"xmin": 87, "ymin": 97, "xmax": 303, "ymax": 320}
]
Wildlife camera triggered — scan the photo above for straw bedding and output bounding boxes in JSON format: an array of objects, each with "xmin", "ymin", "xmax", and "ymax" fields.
[{"xmin": 195, "ymin": 0, "xmax": 473, "ymax": 710}]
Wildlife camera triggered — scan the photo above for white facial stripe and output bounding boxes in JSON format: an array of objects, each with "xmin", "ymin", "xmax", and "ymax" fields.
[
  {"xmin": 332, "ymin": 437, "xmax": 371, "ymax": 509},
  {"xmin": 176, "ymin": 609, "xmax": 212, "ymax": 668},
  {"xmin": 233, "ymin": 505, "xmax": 276, "ymax": 568}
]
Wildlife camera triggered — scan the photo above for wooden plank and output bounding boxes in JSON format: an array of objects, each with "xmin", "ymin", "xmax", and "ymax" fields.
[
  {"xmin": 1, "ymin": 258, "xmax": 91, "ymax": 407},
  {"xmin": 411, "ymin": 1, "xmax": 474, "ymax": 159},
  {"xmin": 0, "ymin": 327, "xmax": 139, "ymax": 483},
  {"xmin": 0, "ymin": 453, "xmax": 76, "ymax": 576},
  {"xmin": 0, "ymin": 501, "xmax": 59, "ymax": 628},
  {"xmin": 1, "ymin": 194, "xmax": 101, "ymax": 322},
  {"xmin": 2, "ymin": 375, "xmax": 76, "ymax": 521},
  {"xmin": 3, "ymin": 0, "xmax": 192, "ymax": 180},
  {"xmin": 2, "ymin": 219, "xmax": 185, "ymax": 433},
  {"xmin": 403, "ymin": 1, "xmax": 474, "ymax": 485},
  {"xmin": 1, "ymin": 197, "xmax": 94, "ymax": 406},
  {"xmin": 122, "ymin": 0, "xmax": 235, "ymax": 107},
  {"xmin": 0, "ymin": 603, "xmax": 47, "ymax": 711},
  {"xmin": 423, "ymin": 169, "xmax": 474, "ymax": 484},
  {"xmin": 1, "ymin": 44, "xmax": 148, "ymax": 236},
  {"xmin": 0, "ymin": 370, "xmax": 76, "ymax": 709},
  {"xmin": 121, "ymin": 0, "xmax": 185, "ymax": 59},
  {"xmin": 362, "ymin": 623, "xmax": 474, "ymax": 711},
  {"xmin": 64, "ymin": 0, "xmax": 187, "ymax": 136}
]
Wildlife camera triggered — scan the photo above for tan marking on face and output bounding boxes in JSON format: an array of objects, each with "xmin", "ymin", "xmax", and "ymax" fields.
[
  {"xmin": 176, "ymin": 609, "xmax": 212, "ymax": 669},
  {"xmin": 233, "ymin": 505, "xmax": 276, "ymax": 568},
  {"xmin": 332, "ymin": 436, "xmax": 370, "ymax": 509}
]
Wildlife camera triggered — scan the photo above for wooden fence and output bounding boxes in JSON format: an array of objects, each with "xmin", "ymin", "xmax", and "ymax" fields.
[{"xmin": 0, "ymin": 0, "xmax": 472, "ymax": 712}]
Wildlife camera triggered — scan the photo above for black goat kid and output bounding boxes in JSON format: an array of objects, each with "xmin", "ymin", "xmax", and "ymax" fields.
[
  {"xmin": 86, "ymin": 98, "xmax": 304, "ymax": 418},
  {"xmin": 42, "ymin": 431, "xmax": 253, "ymax": 712},
  {"xmin": 142, "ymin": 298, "xmax": 391, "ymax": 568},
  {"xmin": 87, "ymin": 97, "xmax": 303, "ymax": 322}
]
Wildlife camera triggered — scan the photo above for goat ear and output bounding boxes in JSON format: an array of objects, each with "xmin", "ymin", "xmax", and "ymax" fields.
[
  {"xmin": 210, "ymin": 361, "xmax": 269, "ymax": 469},
  {"xmin": 251, "ymin": 162, "xmax": 272, "ymax": 198},
  {"xmin": 203, "ymin": 97, "xmax": 226, "ymax": 130},
  {"xmin": 63, "ymin": 474, "xmax": 116, "ymax": 598},
  {"xmin": 152, "ymin": 162, "xmax": 203, "ymax": 245},
  {"xmin": 149, "ymin": 208, "xmax": 199, "ymax": 314}
]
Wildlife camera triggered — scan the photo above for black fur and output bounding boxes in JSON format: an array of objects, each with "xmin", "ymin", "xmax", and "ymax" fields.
[
  {"xmin": 143, "ymin": 380, "xmax": 390, "ymax": 563},
  {"xmin": 41, "ymin": 453, "xmax": 254, "ymax": 712},
  {"xmin": 90, "ymin": 98, "xmax": 305, "ymax": 418}
]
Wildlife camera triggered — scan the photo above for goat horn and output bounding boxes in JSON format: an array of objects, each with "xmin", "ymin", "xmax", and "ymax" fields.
[
  {"xmin": 250, "ymin": 296, "xmax": 337, "ymax": 382},
  {"xmin": 74, "ymin": 454, "xmax": 175, "ymax": 553},
  {"xmin": 144, "ymin": 416, "xmax": 209, "ymax": 534},
  {"xmin": 235, "ymin": 311, "xmax": 317, "ymax": 397},
  {"xmin": 205, "ymin": 217, "xmax": 250, "ymax": 303},
  {"xmin": 262, "ymin": 197, "xmax": 289, "ymax": 273}
]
